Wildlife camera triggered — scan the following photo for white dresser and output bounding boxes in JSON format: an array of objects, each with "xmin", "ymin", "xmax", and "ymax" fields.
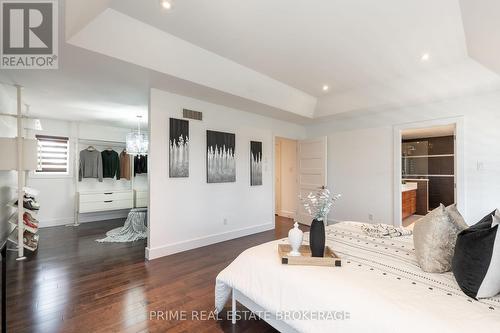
[
  {"xmin": 134, "ymin": 190, "xmax": 148, "ymax": 208},
  {"xmin": 78, "ymin": 190, "xmax": 134, "ymax": 213}
]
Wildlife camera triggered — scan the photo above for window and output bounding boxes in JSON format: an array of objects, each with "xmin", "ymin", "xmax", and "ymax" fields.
[{"xmin": 35, "ymin": 135, "xmax": 70, "ymax": 174}]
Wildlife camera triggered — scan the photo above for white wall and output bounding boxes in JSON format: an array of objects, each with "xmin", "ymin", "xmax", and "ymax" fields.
[
  {"xmin": 26, "ymin": 120, "xmax": 76, "ymax": 226},
  {"xmin": 324, "ymin": 126, "xmax": 393, "ymax": 224},
  {"xmin": 0, "ymin": 116, "xmax": 18, "ymax": 243},
  {"xmin": 276, "ymin": 137, "xmax": 297, "ymax": 218},
  {"xmin": 147, "ymin": 89, "xmax": 306, "ymax": 259},
  {"xmin": 307, "ymin": 90, "xmax": 500, "ymax": 225},
  {"xmin": 0, "ymin": 84, "xmax": 17, "ymax": 243},
  {"xmin": 25, "ymin": 119, "xmax": 147, "ymax": 227}
]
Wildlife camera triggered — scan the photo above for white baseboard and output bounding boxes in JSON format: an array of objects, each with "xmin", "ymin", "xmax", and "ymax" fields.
[
  {"xmin": 79, "ymin": 210, "xmax": 129, "ymax": 223},
  {"xmin": 145, "ymin": 222, "xmax": 274, "ymax": 260},
  {"xmin": 40, "ymin": 217, "xmax": 74, "ymax": 228},
  {"xmin": 39, "ymin": 210, "xmax": 130, "ymax": 228},
  {"xmin": 277, "ymin": 210, "xmax": 295, "ymax": 219}
]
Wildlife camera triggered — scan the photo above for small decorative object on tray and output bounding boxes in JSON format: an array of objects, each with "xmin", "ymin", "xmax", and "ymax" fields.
[
  {"xmin": 299, "ymin": 187, "xmax": 341, "ymax": 257},
  {"xmin": 278, "ymin": 244, "xmax": 341, "ymax": 267},
  {"xmin": 287, "ymin": 222, "xmax": 304, "ymax": 256}
]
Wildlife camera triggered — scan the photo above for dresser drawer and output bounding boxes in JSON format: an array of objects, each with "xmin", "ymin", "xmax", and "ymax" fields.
[
  {"xmin": 79, "ymin": 191, "xmax": 133, "ymax": 203},
  {"xmin": 79, "ymin": 199, "xmax": 133, "ymax": 213},
  {"xmin": 135, "ymin": 198, "xmax": 148, "ymax": 208},
  {"xmin": 134, "ymin": 190, "xmax": 148, "ymax": 208},
  {"xmin": 135, "ymin": 191, "xmax": 148, "ymax": 200}
]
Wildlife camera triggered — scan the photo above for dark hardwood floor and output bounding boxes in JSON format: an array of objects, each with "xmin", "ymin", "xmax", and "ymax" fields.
[{"xmin": 6, "ymin": 216, "xmax": 307, "ymax": 332}]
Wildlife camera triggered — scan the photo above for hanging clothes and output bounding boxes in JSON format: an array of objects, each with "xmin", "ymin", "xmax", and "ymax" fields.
[
  {"xmin": 134, "ymin": 154, "xmax": 148, "ymax": 176},
  {"xmin": 119, "ymin": 150, "xmax": 132, "ymax": 181},
  {"xmin": 102, "ymin": 150, "xmax": 121, "ymax": 179},
  {"xmin": 79, "ymin": 148, "xmax": 103, "ymax": 182}
]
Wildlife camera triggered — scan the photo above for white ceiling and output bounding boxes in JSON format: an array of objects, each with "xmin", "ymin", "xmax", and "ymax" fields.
[
  {"xmin": 107, "ymin": 0, "xmax": 500, "ymax": 117},
  {"xmin": 0, "ymin": 43, "xmax": 150, "ymax": 128},
  {"xmin": 111, "ymin": 0, "xmax": 467, "ymax": 96},
  {"xmin": 459, "ymin": 0, "xmax": 500, "ymax": 76},
  {"xmin": 2, "ymin": 0, "xmax": 500, "ymax": 126}
]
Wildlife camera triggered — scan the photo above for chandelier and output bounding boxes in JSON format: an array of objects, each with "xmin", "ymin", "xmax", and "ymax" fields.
[{"xmin": 126, "ymin": 115, "xmax": 148, "ymax": 155}]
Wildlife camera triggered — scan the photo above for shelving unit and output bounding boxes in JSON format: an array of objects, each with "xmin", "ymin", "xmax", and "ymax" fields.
[
  {"xmin": 402, "ymin": 136, "xmax": 456, "ymax": 210},
  {"xmin": 0, "ymin": 85, "xmax": 40, "ymax": 260},
  {"xmin": 7, "ymin": 232, "xmax": 38, "ymax": 252},
  {"xmin": 8, "ymin": 213, "xmax": 39, "ymax": 234}
]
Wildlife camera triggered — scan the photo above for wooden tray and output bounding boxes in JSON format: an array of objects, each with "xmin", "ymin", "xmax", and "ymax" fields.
[{"xmin": 278, "ymin": 244, "xmax": 341, "ymax": 267}]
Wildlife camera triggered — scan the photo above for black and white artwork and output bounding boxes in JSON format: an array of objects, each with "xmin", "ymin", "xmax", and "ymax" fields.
[
  {"xmin": 250, "ymin": 141, "xmax": 262, "ymax": 186},
  {"xmin": 206, "ymin": 130, "xmax": 236, "ymax": 183},
  {"xmin": 169, "ymin": 118, "xmax": 189, "ymax": 177}
]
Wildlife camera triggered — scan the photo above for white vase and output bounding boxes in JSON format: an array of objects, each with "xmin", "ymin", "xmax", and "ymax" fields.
[{"xmin": 288, "ymin": 222, "xmax": 304, "ymax": 256}]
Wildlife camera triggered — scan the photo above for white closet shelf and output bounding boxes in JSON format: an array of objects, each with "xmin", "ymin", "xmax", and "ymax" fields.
[
  {"xmin": 9, "ymin": 186, "xmax": 40, "ymax": 196},
  {"xmin": 402, "ymin": 154, "xmax": 454, "ymax": 158},
  {"xmin": 8, "ymin": 214, "xmax": 38, "ymax": 234},
  {"xmin": 7, "ymin": 199, "xmax": 39, "ymax": 216},
  {"xmin": 7, "ymin": 233, "xmax": 38, "ymax": 252}
]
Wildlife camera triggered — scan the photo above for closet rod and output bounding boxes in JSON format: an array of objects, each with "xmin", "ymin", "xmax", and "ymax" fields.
[
  {"xmin": 0, "ymin": 112, "xmax": 36, "ymax": 119},
  {"xmin": 78, "ymin": 139, "xmax": 126, "ymax": 146}
]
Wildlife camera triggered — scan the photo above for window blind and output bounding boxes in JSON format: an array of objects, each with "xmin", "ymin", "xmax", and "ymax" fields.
[{"xmin": 35, "ymin": 135, "xmax": 69, "ymax": 173}]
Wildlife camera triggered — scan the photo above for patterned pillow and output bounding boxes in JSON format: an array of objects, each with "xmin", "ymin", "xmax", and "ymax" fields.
[
  {"xmin": 413, "ymin": 204, "xmax": 467, "ymax": 273},
  {"xmin": 452, "ymin": 210, "xmax": 500, "ymax": 299}
]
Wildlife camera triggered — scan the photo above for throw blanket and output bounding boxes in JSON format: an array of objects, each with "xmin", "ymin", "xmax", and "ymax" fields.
[
  {"xmin": 96, "ymin": 208, "xmax": 147, "ymax": 243},
  {"xmin": 361, "ymin": 223, "xmax": 412, "ymax": 238},
  {"xmin": 215, "ymin": 222, "xmax": 500, "ymax": 333}
]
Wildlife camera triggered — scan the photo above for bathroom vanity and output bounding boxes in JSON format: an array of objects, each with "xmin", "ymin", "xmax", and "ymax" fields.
[{"xmin": 402, "ymin": 182, "xmax": 417, "ymax": 219}]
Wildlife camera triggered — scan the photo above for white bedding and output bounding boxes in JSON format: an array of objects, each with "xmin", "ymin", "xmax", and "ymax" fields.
[{"xmin": 215, "ymin": 222, "xmax": 500, "ymax": 333}]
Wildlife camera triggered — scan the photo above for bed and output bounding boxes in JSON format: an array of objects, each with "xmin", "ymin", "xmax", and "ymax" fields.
[{"xmin": 215, "ymin": 222, "xmax": 500, "ymax": 333}]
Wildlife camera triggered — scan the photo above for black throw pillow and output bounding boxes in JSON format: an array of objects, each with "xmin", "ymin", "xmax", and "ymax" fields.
[{"xmin": 452, "ymin": 211, "xmax": 500, "ymax": 299}]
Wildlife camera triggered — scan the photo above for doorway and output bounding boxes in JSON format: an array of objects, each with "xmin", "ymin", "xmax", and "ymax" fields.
[
  {"xmin": 274, "ymin": 136, "xmax": 328, "ymax": 226},
  {"xmin": 393, "ymin": 117, "xmax": 464, "ymax": 227},
  {"xmin": 274, "ymin": 137, "xmax": 298, "ymax": 219}
]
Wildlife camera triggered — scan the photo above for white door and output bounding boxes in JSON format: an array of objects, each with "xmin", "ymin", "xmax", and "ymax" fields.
[{"xmin": 296, "ymin": 137, "xmax": 327, "ymax": 226}]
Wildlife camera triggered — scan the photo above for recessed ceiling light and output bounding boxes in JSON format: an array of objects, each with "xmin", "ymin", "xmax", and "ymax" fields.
[
  {"xmin": 161, "ymin": 0, "xmax": 172, "ymax": 10},
  {"xmin": 421, "ymin": 53, "xmax": 430, "ymax": 62},
  {"xmin": 322, "ymin": 85, "xmax": 329, "ymax": 91}
]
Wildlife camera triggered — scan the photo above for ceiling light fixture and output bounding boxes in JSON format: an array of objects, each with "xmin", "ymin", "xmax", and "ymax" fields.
[
  {"xmin": 421, "ymin": 53, "xmax": 430, "ymax": 62},
  {"xmin": 161, "ymin": 0, "xmax": 172, "ymax": 10},
  {"xmin": 126, "ymin": 116, "xmax": 149, "ymax": 155},
  {"xmin": 322, "ymin": 85, "xmax": 329, "ymax": 92}
]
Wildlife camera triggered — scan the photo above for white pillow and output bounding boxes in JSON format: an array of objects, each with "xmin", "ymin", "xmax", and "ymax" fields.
[
  {"xmin": 493, "ymin": 209, "xmax": 500, "ymax": 227},
  {"xmin": 476, "ymin": 214, "xmax": 500, "ymax": 298}
]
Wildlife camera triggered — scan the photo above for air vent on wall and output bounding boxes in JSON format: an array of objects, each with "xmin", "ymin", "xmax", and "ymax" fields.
[{"xmin": 183, "ymin": 108, "xmax": 202, "ymax": 121}]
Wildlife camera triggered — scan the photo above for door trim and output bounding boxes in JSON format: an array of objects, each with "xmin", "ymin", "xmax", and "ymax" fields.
[{"xmin": 393, "ymin": 116, "xmax": 465, "ymax": 226}]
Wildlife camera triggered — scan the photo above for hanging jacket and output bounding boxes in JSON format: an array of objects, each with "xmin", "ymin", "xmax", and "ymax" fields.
[
  {"xmin": 134, "ymin": 155, "xmax": 148, "ymax": 176},
  {"xmin": 120, "ymin": 151, "xmax": 131, "ymax": 180},
  {"xmin": 102, "ymin": 150, "xmax": 121, "ymax": 179}
]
